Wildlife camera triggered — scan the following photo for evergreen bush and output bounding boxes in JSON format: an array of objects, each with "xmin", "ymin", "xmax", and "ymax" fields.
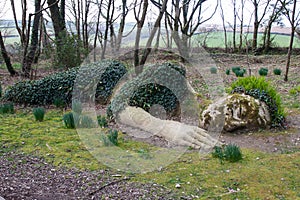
[
  {"xmin": 4, "ymin": 60, "xmax": 127, "ymax": 106},
  {"xmin": 225, "ymin": 69, "xmax": 230, "ymax": 75},
  {"xmin": 231, "ymin": 66, "xmax": 246, "ymax": 77},
  {"xmin": 259, "ymin": 67, "xmax": 268, "ymax": 76},
  {"xmin": 273, "ymin": 68, "xmax": 282, "ymax": 75}
]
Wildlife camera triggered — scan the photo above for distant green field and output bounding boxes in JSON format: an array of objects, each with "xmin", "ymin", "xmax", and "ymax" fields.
[{"xmin": 193, "ymin": 31, "xmax": 300, "ymax": 48}]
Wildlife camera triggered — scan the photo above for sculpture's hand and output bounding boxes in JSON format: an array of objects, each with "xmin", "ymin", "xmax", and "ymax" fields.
[
  {"xmin": 157, "ymin": 120, "xmax": 219, "ymax": 149},
  {"xmin": 118, "ymin": 106, "xmax": 219, "ymax": 149}
]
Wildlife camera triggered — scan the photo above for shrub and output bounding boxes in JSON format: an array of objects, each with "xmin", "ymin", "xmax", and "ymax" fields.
[
  {"xmin": 4, "ymin": 60, "xmax": 127, "ymax": 106},
  {"xmin": 258, "ymin": 67, "xmax": 268, "ymax": 76},
  {"xmin": 97, "ymin": 115, "xmax": 108, "ymax": 128},
  {"xmin": 54, "ymin": 33, "xmax": 87, "ymax": 69},
  {"xmin": 101, "ymin": 129, "xmax": 118, "ymax": 146},
  {"xmin": 225, "ymin": 69, "xmax": 230, "ymax": 75},
  {"xmin": 231, "ymin": 66, "xmax": 246, "ymax": 77},
  {"xmin": 0, "ymin": 82, "xmax": 2, "ymax": 97},
  {"xmin": 273, "ymin": 68, "xmax": 282, "ymax": 75},
  {"xmin": 108, "ymin": 62, "xmax": 190, "ymax": 119},
  {"xmin": 230, "ymin": 76, "xmax": 285, "ymax": 128},
  {"xmin": 212, "ymin": 144, "xmax": 242, "ymax": 163},
  {"xmin": 210, "ymin": 66, "xmax": 217, "ymax": 74},
  {"xmin": 53, "ymin": 98, "xmax": 66, "ymax": 109},
  {"xmin": 0, "ymin": 102, "xmax": 14, "ymax": 114},
  {"xmin": 63, "ymin": 112, "xmax": 75, "ymax": 129},
  {"xmin": 33, "ymin": 107, "xmax": 45, "ymax": 122}
]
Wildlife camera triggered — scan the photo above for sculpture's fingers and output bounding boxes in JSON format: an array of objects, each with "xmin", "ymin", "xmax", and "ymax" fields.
[
  {"xmin": 191, "ymin": 129, "xmax": 218, "ymax": 147},
  {"xmin": 176, "ymin": 140, "xmax": 202, "ymax": 149}
]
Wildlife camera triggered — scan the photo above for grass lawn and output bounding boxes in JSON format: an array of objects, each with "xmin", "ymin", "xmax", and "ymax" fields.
[
  {"xmin": 193, "ymin": 31, "xmax": 300, "ymax": 48},
  {"xmin": 1, "ymin": 109, "xmax": 299, "ymax": 199}
]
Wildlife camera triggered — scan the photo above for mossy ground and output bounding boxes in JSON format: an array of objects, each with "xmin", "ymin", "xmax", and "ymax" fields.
[{"xmin": 1, "ymin": 109, "xmax": 299, "ymax": 199}]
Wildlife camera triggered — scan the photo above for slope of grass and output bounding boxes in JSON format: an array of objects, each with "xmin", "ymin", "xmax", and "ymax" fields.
[{"xmin": 193, "ymin": 31, "xmax": 300, "ymax": 48}]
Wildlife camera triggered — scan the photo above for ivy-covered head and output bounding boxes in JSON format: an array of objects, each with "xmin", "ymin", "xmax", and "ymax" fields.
[{"xmin": 108, "ymin": 62, "xmax": 192, "ymax": 120}]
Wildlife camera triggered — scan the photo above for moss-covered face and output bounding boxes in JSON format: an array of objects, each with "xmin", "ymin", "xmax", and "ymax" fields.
[{"xmin": 201, "ymin": 94, "xmax": 271, "ymax": 132}]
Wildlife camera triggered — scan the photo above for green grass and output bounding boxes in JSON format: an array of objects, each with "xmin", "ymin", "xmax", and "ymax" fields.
[
  {"xmin": 193, "ymin": 31, "xmax": 300, "ymax": 48},
  {"xmin": 0, "ymin": 109, "xmax": 299, "ymax": 199}
]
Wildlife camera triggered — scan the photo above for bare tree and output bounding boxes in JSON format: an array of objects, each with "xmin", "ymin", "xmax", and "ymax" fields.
[
  {"xmin": 133, "ymin": 0, "xmax": 148, "ymax": 74},
  {"xmin": 237, "ymin": 0, "xmax": 246, "ymax": 52},
  {"xmin": 22, "ymin": 0, "xmax": 43, "ymax": 78},
  {"xmin": 0, "ymin": 31, "xmax": 17, "ymax": 76},
  {"xmin": 220, "ymin": 0, "xmax": 228, "ymax": 52},
  {"xmin": 280, "ymin": 0, "xmax": 300, "ymax": 81},
  {"xmin": 115, "ymin": 0, "xmax": 129, "ymax": 52},
  {"xmin": 10, "ymin": 0, "xmax": 27, "ymax": 46},
  {"xmin": 232, "ymin": 0, "xmax": 237, "ymax": 51},
  {"xmin": 166, "ymin": 0, "xmax": 218, "ymax": 58},
  {"xmin": 251, "ymin": 0, "xmax": 271, "ymax": 51},
  {"xmin": 47, "ymin": 0, "xmax": 68, "ymax": 67},
  {"xmin": 263, "ymin": 0, "xmax": 284, "ymax": 52}
]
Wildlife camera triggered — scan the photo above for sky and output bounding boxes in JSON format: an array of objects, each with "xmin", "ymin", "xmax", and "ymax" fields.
[{"xmin": 0, "ymin": 0, "xmax": 294, "ymax": 27}]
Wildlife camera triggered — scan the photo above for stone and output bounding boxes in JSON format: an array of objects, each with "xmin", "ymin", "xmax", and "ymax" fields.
[{"xmin": 200, "ymin": 94, "xmax": 271, "ymax": 132}]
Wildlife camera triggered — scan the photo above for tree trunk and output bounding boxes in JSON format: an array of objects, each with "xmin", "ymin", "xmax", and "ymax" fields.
[
  {"xmin": 139, "ymin": 0, "xmax": 168, "ymax": 66},
  {"xmin": 22, "ymin": 0, "xmax": 42, "ymax": 78},
  {"xmin": 252, "ymin": 0, "xmax": 259, "ymax": 51},
  {"xmin": 115, "ymin": 0, "xmax": 127, "ymax": 53},
  {"xmin": 47, "ymin": 0, "xmax": 66, "ymax": 67},
  {"xmin": 284, "ymin": 0, "xmax": 297, "ymax": 82},
  {"xmin": 233, "ymin": 0, "xmax": 237, "ymax": 52},
  {"xmin": 0, "ymin": 31, "xmax": 17, "ymax": 76},
  {"xmin": 220, "ymin": 0, "xmax": 228, "ymax": 52},
  {"xmin": 134, "ymin": 0, "xmax": 148, "ymax": 75},
  {"xmin": 285, "ymin": 27, "xmax": 295, "ymax": 82}
]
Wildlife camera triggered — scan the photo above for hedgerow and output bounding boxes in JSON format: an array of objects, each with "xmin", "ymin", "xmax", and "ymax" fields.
[{"xmin": 3, "ymin": 60, "xmax": 127, "ymax": 106}]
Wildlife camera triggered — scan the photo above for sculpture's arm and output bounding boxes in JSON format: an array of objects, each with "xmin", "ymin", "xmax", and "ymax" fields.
[{"xmin": 117, "ymin": 106, "xmax": 218, "ymax": 149}]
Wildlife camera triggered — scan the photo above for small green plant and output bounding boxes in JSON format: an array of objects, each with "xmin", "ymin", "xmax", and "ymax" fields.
[
  {"xmin": 77, "ymin": 115, "xmax": 95, "ymax": 128},
  {"xmin": 289, "ymin": 85, "xmax": 300, "ymax": 96},
  {"xmin": 0, "ymin": 82, "xmax": 2, "ymax": 97},
  {"xmin": 97, "ymin": 115, "xmax": 108, "ymax": 128},
  {"xmin": 223, "ymin": 144, "xmax": 243, "ymax": 162},
  {"xmin": 212, "ymin": 146, "xmax": 224, "ymax": 163},
  {"xmin": 225, "ymin": 69, "xmax": 230, "ymax": 75},
  {"xmin": 33, "ymin": 107, "xmax": 45, "ymax": 122},
  {"xmin": 259, "ymin": 67, "xmax": 268, "ymax": 76},
  {"xmin": 273, "ymin": 68, "xmax": 282, "ymax": 75},
  {"xmin": 232, "ymin": 66, "xmax": 246, "ymax": 77},
  {"xmin": 63, "ymin": 112, "xmax": 75, "ymax": 129},
  {"xmin": 0, "ymin": 102, "xmax": 14, "ymax": 114},
  {"xmin": 137, "ymin": 149, "xmax": 152, "ymax": 159},
  {"xmin": 210, "ymin": 66, "xmax": 218, "ymax": 74},
  {"xmin": 72, "ymin": 100, "xmax": 82, "ymax": 114},
  {"xmin": 53, "ymin": 98, "xmax": 66, "ymax": 109},
  {"xmin": 212, "ymin": 144, "xmax": 242, "ymax": 163},
  {"xmin": 101, "ymin": 129, "xmax": 118, "ymax": 146}
]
